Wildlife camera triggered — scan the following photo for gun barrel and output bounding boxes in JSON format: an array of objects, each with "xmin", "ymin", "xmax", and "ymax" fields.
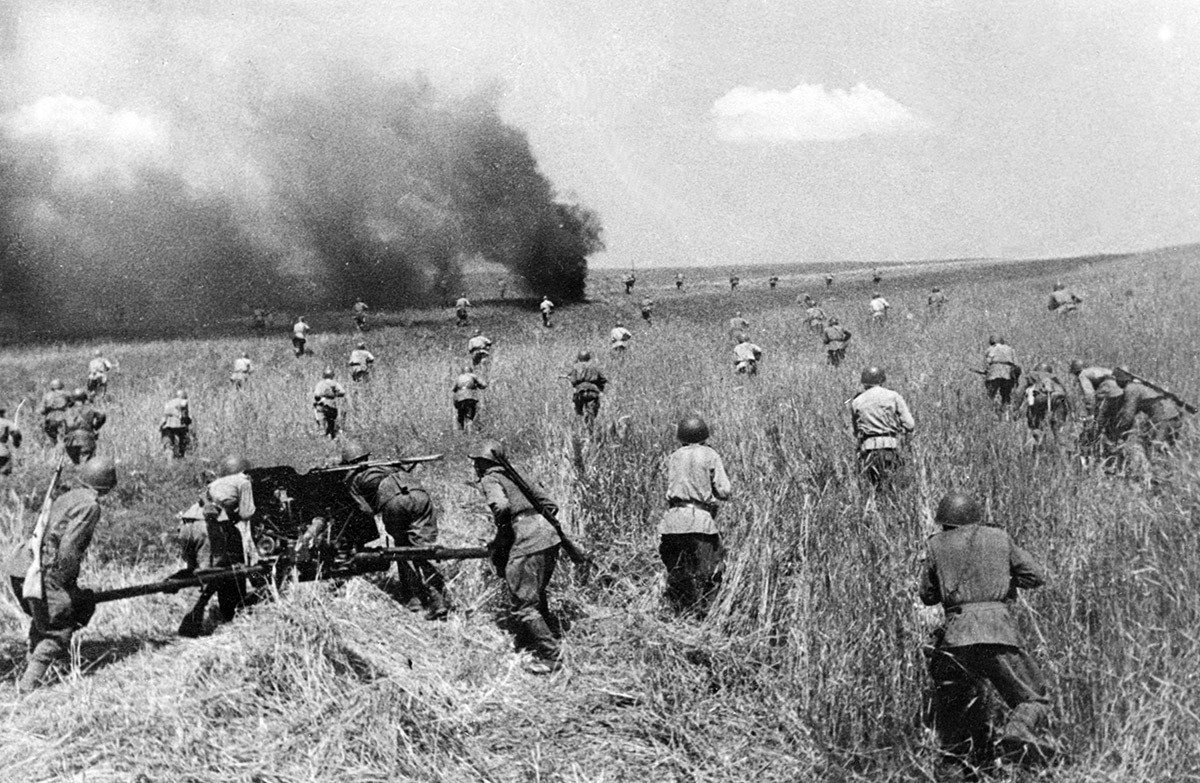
[
  {"xmin": 350, "ymin": 546, "xmax": 489, "ymax": 567},
  {"xmin": 90, "ymin": 563, "xmax": 271, "ymax": 605}
]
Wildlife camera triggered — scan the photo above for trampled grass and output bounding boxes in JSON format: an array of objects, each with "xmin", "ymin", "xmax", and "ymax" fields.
[{"xmin": 0, "ymin": 247, "xmax": 1197, "ymax": 781}]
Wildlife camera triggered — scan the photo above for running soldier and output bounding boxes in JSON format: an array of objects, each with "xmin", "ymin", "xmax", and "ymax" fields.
[
  {"xmin": 312, "ymin": 368, "xmax": 346, "ymax": 439},
  {"xmin": 869, "ymin": 292, "xmax": 890, "ymax": 324},
  {"xmin": 675, "ymin": 272, "xmax": 684, "ymax": 291},
  {"xmin": 540, "ymin": 296, "xmax": 554, "ymax": 328},
  {"xmin": 455, "ymin": 294, "xmax": 472, "ymax": 327},
  {"xmin": 348, "ymin": 341, "xmax": 375, "ymax": 383},
  {"xmin": 640, "ymin": 296, "xmax": 654, "ymax": 326},
  {"xmin": 624, "ymin": 272, "xmax": 636, "ymax": 294},
  {"xmin": 5, "ymin": 457, "xmax": 118, "ymax": 692},
  {"xmin": 0, "ymin": 404, "xmax": 22, "ymax": 476},
  {"xmin": 609, "ymin": 320, "xmax": 633, "ymax": 354},
  {"xmin": 86, "ymin": 350, "xmax": 115, "ymax": 399},
  {"xmin": 230, "ymin": 352, "xmax": 253, "ymax": 389},
  {"xmin": 352, "ymin": 299, "xmax": 370, "ymax": 332},
  {"xmin": 1106, "ymin": 366, "xmax": 1185, "ymax": 449},
  {"xmin": 567, "ymin": 351, "xmax": 608, "ymax": 426},
  {"xmin": 872, "ymin": 267, "xmax": 882, "ymax": 285},
  {"xmin": 452, "ymin": 367, "xmax": 488, "ymax": 432},
  {"xmin": 658, "ymin": 416, "xmax": 731, "ymax": 617},
  {"xmin": 62, "ymin": 389, "xmax": 106, "ymax": 465},
  {"xmin": 1016, "ymin": 363, "xmax": 1069, "ymax": 446},
  {"xmin": 177, "ymin": 455, "xmax": 257, "ymax": 637},
  {"xmin": 292, "ymin": 316, "xmax": 311, "ymax": 358},
  {"xmin": 733, "ymin": 335, "xmax": 763, "ymax": 376},
  {"xmin": 768, "ymin": 275, "xmax": 779, "ymax": 289},
  {"xmin": 251, "ymin": 307, "xmax": 268, "ymax": 333},
  {"xmin": 804, "ymin": 298, "xmax": 827, "ymax": 332},
  {"xmin": 927, "ymin": 287, "xmax": 947, "ymax": 313},
  {"xmin": 921, "ymin": 493, "xmax": 1055, "ymax": 767},
  {"xmin": 729, "ymin": 274, "xmax": 740, "ymax": 291},
  {"xmin": 160, "ymin": 390, "xmax": 192, "ymax": 459},
  {"xmin": 469, "ymin": 440, "xmax": 563, "ymax": 672},
  {"xmin": 468, "ymin": 329, "xmax": 493, "ymax": 367},
  {"xmin": 341, "ymin": 440, "xmax": 450, "ymax": 619},
  {"xmin": 848, "ymin": 367, "xmax": 915, "ymax": 488},
  {"xmin": 1068, "ymin": 360, "xmax": 1124, "ymax": 451},
  {"xmin": 38, "ymin": 380, "xmax": 71, "ymax": 445},
  {"xmin": 825, "ymin": 272, "xmax": 834, "ymax": 288},
  {"xmin": 728, "ymin": 312, "xmax": 750, "ymax": 340},
  {"xmin": 499, "ymin": 278, "xmax": 508, "ymax": 300},
  {"xmin": 822, "ymin": 318, "xmax": 852, "ymax": 366},
  {"xmin": 1047, "ymin": 283, "xmax": 1082, "ymax": 314},
  {"xmin": 983, "ymin": 336, "xmax": 1022, "ymax": 415}
]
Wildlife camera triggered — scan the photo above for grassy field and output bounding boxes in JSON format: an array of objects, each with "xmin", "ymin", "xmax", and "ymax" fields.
[{"xmin": 0, "ymin": 247, "xmax": 1197, "ymax": 781}]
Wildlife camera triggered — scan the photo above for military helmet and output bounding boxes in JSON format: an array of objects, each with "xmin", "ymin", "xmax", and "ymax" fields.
[
  {"xmin": 828, "ymin": 317, "xmax": 839, "ymax": 325},
  {"xmin": 93, "ymin": 348, "xmax": 102, "ymax": 357},
  {"xmin": 80, "ymin": 456, "xmax": 118, "ymax": 493},
  {"xmin": 577, "ymin": 350, "xmax": 591, "ymax": 362},
  {"xmin": 467, "ymin": 439, "xmax": 506, "ymax": 464},
  {"xmin": 1068, "ymin": 359, "xmax": 1084, "ymax": 375},
  {"xmin": 932, "ymin": 286, "xmax": 940, "ymax": 292},
  {"xmin": 176, "ymin": 389, "xmax": 188, "ymax": 399},
  {"xmin": 677, "ymin": 416, "xmax": 710, "ymax": 444},
  {"xmin": 1035, "ymin": 362, "xmax": 1053, "ymax": 373},
  {"xmin": 1054, "ymin": 282, "xmax": 1065, "ymax": 291},
  {"xmin": 474, "ymin": 328, "xmax": 482, "ymax": 336},
  {"xmin": 987, "ymin": 334, "xmax": 998, "ymax": 345},
  {"xmin": 222, "ymin": 454, "xmax": 252, "ymax": 475},
  {"xmin": 935, "ymin": 493, "xmax": 982, "ymax": 528},
  {"xmin": 241, "ymin": 351, "xmax": 250, "ymax": 359},
  {"xmin": 340, "ymin": 440, "xmax": 370, "ymax": 464},
  {"xmin": 322, "ymin": 367, "xmax": 335, "ymax": 379},
  {"xmin": 72, "ymin": 387, "xmax": 88, "ymax": 402},
  {"xmin": 873, "ymin": 291, "xmax": 881, "ymax": 298},
  {"xmin": 860, "ymin": 366, "xmax": 886, "ymax": 386},
  {"xmin": 49, "ymin": 379, "xmax": 64, "ymax": 390},
  {"xmin": 356, "ymin": 341, "xmax": 366, "ymax": 349}
]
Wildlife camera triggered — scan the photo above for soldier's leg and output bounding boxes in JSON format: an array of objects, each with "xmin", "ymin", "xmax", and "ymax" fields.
[
  {"xmin": 0, "ymin": 451, "xmax": 10, "ymax": 476},
  {"xmin": 506, "ymin": 548, "xmax": 560, "ymax": 660},
  {"xmin": 974, "ymin": 645, "xmax": 1051, "ymax": 757},
  {"xmin": 385, "ymin": 493, "xmax": 449, "ymax": 616},
  {"xmin": 693, "ymin": 533, "xmax": 724, "ymax": 613},
  {"xmin": 659, "ymin": 534, "xmax": 702, "ymax": 612},
  {"xmin": 179, "ymin": 585, "xmax": 217, "ymax": 637},
  {"xmin": 926, "ymin": 646, "xmax": 992, "ymax": 765}
]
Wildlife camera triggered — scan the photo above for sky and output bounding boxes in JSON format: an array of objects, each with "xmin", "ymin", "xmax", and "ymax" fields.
[{"xmin": 5, "ymin": 0, "xmax": 1200, "ymax": 270}]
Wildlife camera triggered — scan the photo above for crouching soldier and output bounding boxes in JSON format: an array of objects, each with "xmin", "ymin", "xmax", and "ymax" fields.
[
  {"xmin": 921, "ymin": 493, "xmax": 1056, "ymax": 768},
  {"xmin": 658, "ymin": 416, "xmax": 731, "ymax": 616},
  {"xmin": 1016, "ymin": 363, "xmax": 1069, "ymax": 446},
  {"xmin": 348, "ymin": 341, "xmax": 375, "ymax": 382},
  {"xmin": 733, "ymin": 335, "xmax": 763, "ymax": 376},
  {"xmin": 63, "ymin": 388, "xmax": 107, "ymax": 465},
  {"xmin": 5, "ymin": 457, "xmax": 118, "ymax": 691}
]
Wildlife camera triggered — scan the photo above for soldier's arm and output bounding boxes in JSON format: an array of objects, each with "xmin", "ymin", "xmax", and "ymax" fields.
[
  {"xmin": 1009, "ymin": 542, "xmax": 1046, "ymax": 590},
  {"xmin": 1115, "ymin": 389, "xmax": 1141, "ymax": 431},
  {"xmin": 710, "ymin": 454, "xmax": 732, "ymax": 500},
  {"xmin": 527, "ymin": 478, "xmax": 560, "ymax": 519},
  {"xmin": 481, "ymin": 476, "xmax": 513, "ymax": 522},
  {"xmin": 345, "ymin": 475, "xmax": 376, "ymax": 517},
  {"xmin": 476, "ymin": 378, "xmax": 488, "ymax": 390},
  {"xmin": 896, "ymin": 396, "xmax": 916, "ymax": 433},
  {"xmin": 55, "ymin": 503, "xmax": 102, "ymax": 585}
]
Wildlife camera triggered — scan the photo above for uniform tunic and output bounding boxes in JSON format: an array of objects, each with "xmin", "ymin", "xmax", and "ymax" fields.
[
  {"xmin": 1075, "ymin": 366, "xmax": 1121, "ymax": 414},
  {"xmin": 609, "ymin": 327, "xmax": 632, "ymax": 350},
  {"xmin": 657, "ymin": 444, "xmax": 732, "ymax": 536},
  {"xmin": 985, "ymin": 344, "xmax": 1020, "ymax": 381},
  {"xmin": 467, "ymin": 335, "xmax": 493, "ymax": 358},
  {"xmin": 230, "ymin": 357, "xmax": 253, "ymax": 385},
  {"xmin": 1113, "ymin": 381, "xmax": 1182, "ymax": 442},
  {"xmin": 733, "ymin": 341, "xmax": 762, "ymax": 372},
  {"xmin": 849, "ymin": 385, "xmax": 915, "ymax": 450},
  {"xmin": 822, "ymin": 324, "xmax": 851, "ymax": 351},
  {"xmin": 869, "ymin": 297, "xmax": 890, "ymax": 318},
  {"xmin": 0, "ymin": 417, "xmax": 21, "ymax": 474}
]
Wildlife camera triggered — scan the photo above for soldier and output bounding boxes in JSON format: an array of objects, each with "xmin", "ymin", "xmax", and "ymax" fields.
[
  {"xmin": 729, "ymin": 274, "xmax": 740, "ymax": 291},
  {"xmin": 768, "ymin": 275, "xmax": 779, "ymax": 289},
  {"xmin": 86, "ymin": 350, "xmax": 115, "ymax": 399},
  {"xmin": 822, "ymin": 317, "xmax": 852, "ymax": 366},
  {"xmin": 871, "ymin": 267, "xmax": 882, "ymax": 285},
  {"xmin": 38, "ymin": 379, "xmax": 71, "ymax": 445},
  {"xmin": 469, "ymin": 439, "xmax": 563, "ymax": 672},
  {"xmin": 640, "ymin": 296, "xmax": 654, "ymax": 326},
  {"xmin": 1107, "ymin": 366, "xmax": 1185, "ymax": 449},
  {"xmin": 6, "ymin": 457, "xmax": 118, "ymax": 692},
  {"xmin": 869, "ymin": 291, "xmax": 890, "ymax": 323},
  {"xmin": 658, "ymin": 416, "xmax": 731, "ymax": 617},
  {"xmin": 178, "ymin": 455, "xmax": 257, "ymax": 637},
  {"xmin": 728, "ymin": 311, "xmax": 750, "ymax": 340},
  {"xmin": 292, "ymin": 316, "xmax": 310, "ymax": 358},
  {"xmin": 1067, "ymin": 360, "xmax": 1124, "ymax": 449},
  {"xmin": 567, "ymin": 351, "xmax": 608, "ymax": 426},
  {"xmin": 455, "ymin": 294, "xmax": 472, "ymax": 326},
  {"xmin": 160, "ymin": 390, "xmax": 192, "ymax": 459},
  {"xmin": 452, "ymin": 366, "xmax": 488, "ymax": 432},
  {"xmin": 675, "ymin": 272, "xmax": 684, "ymax": 291},
  {"xmin": 348, "ymin": 341, "xmax": 375, "ymax": 383},
  {"xmin": 62, "ymin": 389, "xmax": 106, "ymax": 465},
  {"xmin": 1047, "ymin": 282, "xmax": 1082, "ymax": 314},
  {"xmin": 849, "ymin": 367, "xmax": 915, "ymax": 487},
  {"xmin": 352, "ymin": 299, "xmax": 370, "ymax": 332},
  {"xmin": 921, "ymin": 493, "xmax": 1054, "ymax": 766},
  {"xmin": 1016, "ymin": 363, "xmax": 1069, "ymax": 445},
  {"xmin": 732, "ymin": 335, "xmax": 763, "ymax": 376},
  {"xmin": 609, "ymin": 320, "xmax": 633, "ymax": 354},
  {"xmin": 230, "ymin": 351, "xmax": 253, "ymax": 389},
  {"xmin": 251, "ymin": 307, "xmax": 268, "ymax": 333},
  {"xmin": 927, "ymin": 286, "xmax": 947, "ymax": 313},
  {"xmin": 499, "ymin": 278, "xmax": 508, "ymax": 300},
  {"xmin": 983, "ymin": 336, "xmax": 1022, "ymax": 414},
  {"xmin": 0, "ymin": 404, "xmax": 23, "ymax": 476},
  {"xmin": 540, "ymin": 296, "xmax": 554, "ymax": 328},
  {"xmin": 312, "ymin": 368, "xmax": 346, "ymax": 439},
  {"xmin": 804, "ymin": 298, "xmax": 827, "ymax": 332},
  {"xmin": 467, "ymin": 328, "xmax": 493, "ymax": 367},
  {"xmin": 825, "ymin": 272, "xmax": 834, "ymax": 288},
  {"xmin": 341, "ymin": 440, "xmax": 450, "ymax": 619},
  {"xmin": 623, "ymin": 272, "xmax": 636, "ymax": 294}
]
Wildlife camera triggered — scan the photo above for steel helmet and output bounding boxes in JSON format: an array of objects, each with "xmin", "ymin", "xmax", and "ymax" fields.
[
  {"xmin": 467, "ymin": 439, "xmax": 506, "ymax": 464},
  {"xmin": 577, "ymin": 351, "xmax": 591, "ymax": 362},
  {"xmin": 241, "ymin": 351, "xmax": 250, "ymax": 359},
  {"xmin": 93, "ymin": 349, "xmax": 102, "ymax": 357},
  {"xmin": 322, "ymin": 367, "xmax": 335, "ymax": 379},
  {"xmin": 49, "ymin": 379, "xmax": 64, "ymax": 390},
  {"xmin": 677, "ymin": 416, "xmax": 710, "ymax": 444},
  {"xmin": 873, "ymin": 291, "xmax": 881, "ymax": 298},
  {"xmin": 1054, "ymin": 282, "xmax": 1065, "ymax": 291},
  {"xmin": 222, "ymin": 454, "xmax": 252, "ymax": 475},
  {"xmin": 935, "ymin": 493, "xmax": 982, "ymax": 528},
  {"xmin": 828, "ymin": 317, "xmax": 839, "ymax": 325},
  {"xmin": 356, "ymin": 341, "xmax": 366, "ymax": 349},
  {"xmin": 860, "ymin": 366, "xmax": 886, "ymax": 386},
  {"xmin": 72, "ymin": 388, "xmax": 88, "ymax": 402},
  {"xmin": 176, "ymin": 389, "xmax": 188, "ymax": 399},
  {"xmin": 474, "ymin": 328, "xmax": 482, "ymax": 336},
  {"xmin": 1035, "ymin": 362, "xmax": 1053, "ymax": 373},
  {"xmin": 340, "ymin": 440, "xmax": 370, "ymax": 464},
  {"xmin": 80, "ymin": 456, "xmax": 118, "ymax": 493},
  {"xmin": 1068, "ymin": 359, "xmax": 1084, "ymax": 375}
]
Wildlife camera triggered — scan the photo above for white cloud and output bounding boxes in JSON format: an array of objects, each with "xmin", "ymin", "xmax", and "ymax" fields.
[{"xmin": 711, "ymin": 82, "xmax": 927, "ymax": 143}]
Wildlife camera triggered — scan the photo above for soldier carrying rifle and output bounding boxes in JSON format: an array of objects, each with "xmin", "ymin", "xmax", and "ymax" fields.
[
  {"xmin": 312, "ymin": 368, "xmax": 346, "ymax": 439},
  {"xmin": 160, "ymin": 390, "xmax": 192, "ymax": 459},
  {"xmin": 0, "ymin": 403, "xmax": 23, "ymax": 476},
  {"xmin": 63, "ymin": 388, "xmax": 106, "ymax": 465},
  {"xmin": 848, "ymin": 366, "xmax": 915, "ymax": 488},
  {"xmin": 38, "ymin": 379, "xmax": 71, "ymax": 445},
  {"xmin": 1103, "ymin": 366, "xmax": 1192, "ymax": 452}
]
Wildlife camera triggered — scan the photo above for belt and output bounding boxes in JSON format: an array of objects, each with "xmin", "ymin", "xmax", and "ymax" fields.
[
  {"xmin": 944, "ymin": 601, "xmax": 1008, "ymax": 615},
  {"xmin": 512, "ymin": 508, "xmax": 541, "ymax": 521},
  {"xmin": 859, "ymin": 436, "xmax": 899, "ymax": 451},
  {"xmin": 668, "ymin": 498, "xmax": 717, "ymax": 515}
]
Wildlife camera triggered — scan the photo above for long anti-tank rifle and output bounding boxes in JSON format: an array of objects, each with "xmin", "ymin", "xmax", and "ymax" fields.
[
  {"xmin": 491, "ymin": 453, "xmax": 592, "ymax": 566},
  {"xmin": 308, "ymin": 454, "xmax": 444, "ymax": 475},
  {"xmin": 1123, "ymin": 370, "xmax": 1197, "ymax": 414}
]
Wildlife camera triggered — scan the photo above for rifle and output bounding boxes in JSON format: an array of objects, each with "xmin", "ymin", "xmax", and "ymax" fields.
[
  {"xmin": 309, "ymin": 455, "xmax": 444, "ymax": 475},
  {"xmin": 491, "ymin": 453, "xmax": 592, "ymax": 566},
  {"xmin": 967, "ymin": 368, "xmax": 986, "ymax": 376},
  {"xmin": 1124, "ymin": 371, "xmax": 1198, "ymax": 414},
  {"xmin": 88, "ymin": 545, "xmax": 489, "ymax": 605},
  {"xmin": 22, "ymin": 454, "xmax": 67, "ymax": 600}
]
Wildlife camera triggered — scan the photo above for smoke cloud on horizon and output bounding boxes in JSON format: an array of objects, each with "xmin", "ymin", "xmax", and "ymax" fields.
[{"xmin": 0, "ymin": 1, "xmax": 602, "ymax": 337}]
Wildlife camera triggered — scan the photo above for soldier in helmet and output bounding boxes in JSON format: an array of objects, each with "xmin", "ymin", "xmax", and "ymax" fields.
[
  {"xmin": 768, "ymin": 274, "xmax": 779, "ymax": 289},
  {"xmin": 609, "ymin": 320, "xmax": 633, "ymax": 354},
  {"xmin": 675, "ymin": 272, "xmax": 684, "ymax": 291},
  {"xmin": 567, "ymin": 351, "xmax": 608, "ymax": 426},
  {"xmin": 0, "ymin": 404, "xmax": 22, "ymax": 476},
  {"xmin": 178, "ymin": 455, "xmax": 257, "ymax": 637},
  {"xmin": 348, "ymin": 341, "xmax": 375, "ymax": 383},
  {"xmin": 467, "ymin": 328, "xmax": 493, "ymax": 367},
  {"xmin": 1016, "ymin": 363, "xmax": 1069, "ymax": 446},
  {"xmin": 983, "ymin": 336, "xmax": 1021, "ymax": 416},
  {"xmin": 732, "ymin": 334, "xmax": 763, "ymax": 376},
  {"xmin": 352, "ymin": 298, "xmax": 370, "ymax": 332},
  {"xmin": 658, "ymin": 416, "xmax": 731, "ymax": 616},
  {"xmin": 62, "ymin": 388, "xmax": 107, "ymax": 465},
  {"xmin": 292, "ymin": 315, "xmax": 311, "ymax": 358},
  {"xmin": 38, "ymin": 379, "xmax": 71, "ymax": 445},
  {"xmin": 312, "ymin": 368, "xmax": 346, "ymax": 439},
  {"xmin": 729, "ymin": 274, "xmax": 740, "ymax": 291},
  {"xmin": 869, "ymin": 292, "xmax": 890, "ymax": 324},
  {"xmin": 160, "ymin": 390, "xmax": 192, "ymax": 459},
  {"xmin": 825, "ymin": 272, "xmax": 834, "ymax": 288},
  {"xmin": 86, "ymin": 349, "xmax": 115, "ymax": 399},
  {"xmin": 728, "ymin": 312, "xmax": 750, "ymax": 341},
  {"xmin": 230, "ymin": 351, "xmax": 253, "ymax": 390},
  {"xmin": 640, "ymin": 296, "xmax": 654, "ymax": 326},
  {"xmin": 1107, "ymin": 366, "xmax": 1185, "ymax": 449},
  {"xmin": 849, "ymin": 367, "xmax": 915, "ymax": 488},
  {"xmin": 623, "ymin": 271, "xmax": 637, "ymax": 294},
  {"xmin": 1047, "ymin": 282, "xmax": 1082, "ymax": 314},
  {"xmin": 1067, "ymin": 360, "xmax": 1124, "ymax": 452},
  {"xmin": 803, "ymin": 297, "xmax": 827, "ymax": 333},
  {"xmin": 822, "ymin": 318, "xmax": 852, "ymax": 366},
  {"xmin": 920, "ymin": 492, "xmax": 1054, "ymax": 767},
  {"xmin": 469, "ymin": 440, "xmax": 563, "ymax": 671},
  {"xmin": 539, "ymin": 296, "xmax": 554, "ymax": 328},
  {"xmin": 451, "ymin": 366, "xmax": 488, "ymax": 432},
  {"xmin": 454, "ymin": 294, "xmax": 472, "ymax": 327},
  {"xmin": 927, "ymin": 287, "xmax": 947, "ymax": 313},
  {"xmin": 341, "ymin": 440, "xmax": 450, "ymax": 619},
  {"xmin": 5, "ymin": 457, "xmax": 118, "ymax": 691}
]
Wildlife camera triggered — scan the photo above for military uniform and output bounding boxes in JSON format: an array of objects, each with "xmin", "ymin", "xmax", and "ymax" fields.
[
  {"xmin": 292, "ymin": 319, "xmax": 310, "ymax": 357},
  {"xmin": 455, "ymin": 297, "xmax": 471, "ymax": 326},
  {"xmin": 251, "ymin": 308, "xmax": 268, "ymax": 332},
  {"xmin": 804, "ymin": 305, "xmax": 826, "ymax": 331},
  {"xmin": 39, "ymin": 388, "xmax": 71, "ymax": 444},
  {"xmin": 87, "ymin": 356, "xmax": 114, "ymax": 398},
  {"xmin": 5, "ymin": 486, "xmax": 103, "ymax": 692},
  {"xmin": 478, "ymin": 464, "xmax": 562, "ymax": 660},
  {"xmin": 825, "ymin": 273, "xmax": 834, "ymax": 287},
  {"xmin": 675, "ymin": 273, "xmax": 684, "ymax": 290},
  {"xmin": 467, "ymin": 334, "xmax": 493, "ymax": 366},
  {"xmin": 178, "ymin": 472, "xmax": 256, "ymax": 636},
  {"xmin": 624, "ymin": 274, "xmax": 636, "ymax": 294},
  {"xmin": 348, "ymin": 348, "xmax": 375, "ymax": 382},
  {"xmin": 568, "ymin": 360, "xmax": 608, "ymax": 424},
  {"xmin": 921, "ymin": 523, "xmax": 1051, "ymax": 763},
  {"xmin": 728, "ymin": 315, "xmax": 749, "ymax": 339},
  {"xmin": 658, "ymin": 443, "xmax": 731, "ymax": 615},
  {"xmin": 347, "ymin": 464, "xmax": 448, "ymax": 617},
  {"xmin": 869, "ymin": 296, "xmax": 890, "ymax": 322},
  {"xmin": 1048, "ymin": 288, "xmax": 1082, "ymax": 313},
  {"xmin": 1110, "ymin": 380, "xmax": 1183, "ymax": 447},
  {"xmin": 452, "ymin": 372, "xmax": 488, "ymax": 430},
  {"xmin": 927, "ymin": 289, "xmax": 947, "ymax": 312},
  {"xmin": 984, "ymin": 342, "xmax": 1021, "ymax": 409},
  {"xmin": 849, "ymin": 384, "xmax": 915, "ymax": 486},
  {"xmin": 822, "ymin": 323, "xmax": 852, "ymax": 366},
  {"xmin": 352, "ymin": 300, "xmax": 370, "ymax": 331},
  {"xmin": 312, "ymin": 378, "xmax": 346, "ymax": 438},
  {"xmin": 0, "ymin": 415, "xmax": 22, "ymax": 476},
  {"xmin": 609, "ymin": 325, "xmax": 632, "ymax": 353},
  {"xmin": 640, "ymin": 297, "xmax": 654, "ymax": 325},
  {"xmin": 63, "ymin": 402, "xmax": 106, "ymax": 465},
  {"xmin": 230, "ymin": 356, "xmax": 253, "ymax": 389},
  {"xmin": 160, "ymin": 395, "xmax": 191, "ymax": 458},
  {"xmin": 729, "ymin": 275, "xmax": 740, "ymax": 290},
  {"xmin": 540, "ymin": 298, "xmax": 554, "ymax": 328},
  {"xmin": 1016, "ymin": 370, "xmax": 1068, "ymax": 442},
  {"xmin": 733, "ymin": 340, "xmax": 762, "ymax": 376},
  {"xmin": 768, "ymin": 275, "xmax": 779, "ymax": 289}
]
